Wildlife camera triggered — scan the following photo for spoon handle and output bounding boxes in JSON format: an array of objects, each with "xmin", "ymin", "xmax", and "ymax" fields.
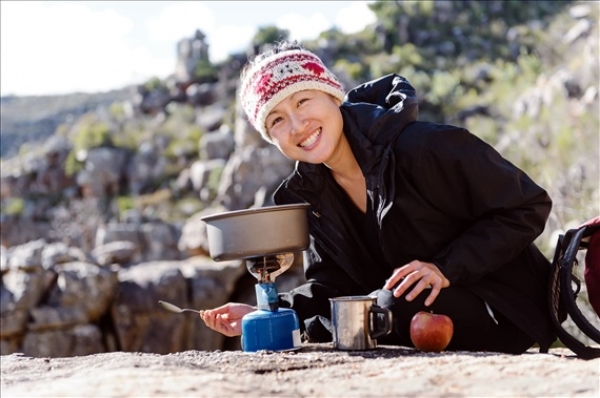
[
  {"xmin": 180, "ymin": 308, "xmax": 202, "ymax": 314},
  {"xmin": 158, "ymin": 300, "xmax": 202, "ymax": 314}
]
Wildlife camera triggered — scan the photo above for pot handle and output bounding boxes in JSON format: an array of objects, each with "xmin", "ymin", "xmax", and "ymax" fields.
[{"xmin": 369, "ymin": 305, "xmax": 393, "ymax": 340}]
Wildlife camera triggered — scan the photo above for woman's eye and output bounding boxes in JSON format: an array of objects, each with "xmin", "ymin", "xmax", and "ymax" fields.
[{"xmin": 271, "ymin": 117, "xmax": 282, "ymax": 127}]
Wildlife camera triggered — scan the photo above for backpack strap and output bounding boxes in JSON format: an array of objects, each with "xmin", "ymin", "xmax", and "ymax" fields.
[{"xmin": 549, "ymin": 224, "xmax": 600, "ymax": 359}]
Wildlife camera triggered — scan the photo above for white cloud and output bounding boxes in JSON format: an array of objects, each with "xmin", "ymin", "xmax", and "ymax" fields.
[
  {"xmin": 276, "ymin": 13, "xmax": 331, "ymax": 42},
  {"xmin": 145, "ymin": 2, "xmax": 215, "ymax": 43},
  {"xmin": 210, "ymin": 25, "xmax": 256, "ymax": 62},
  {"xmin": 0, "ymin": 1, "xmax": 378, "ymax": 96},
  {"xmin": 335, "ymin": 2, "xmax": 377, "ymax": 34},
  {"xmin": 144, "ymin": 2, "xmax": 251, "ymax": 64},
  {"xmin": 0, "ymin": 1, "xmax": 171, "ymax": 95}
]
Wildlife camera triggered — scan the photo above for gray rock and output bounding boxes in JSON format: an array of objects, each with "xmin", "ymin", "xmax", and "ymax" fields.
[
  {"xmin": 111, "ymin": 261, "xmax": 189, "ymax": 354},
  {"xmin": 21, "ymin": 324, "xmax": 104, "ymax": 357},
  {"xmin": 0, "ymin": 336, "xmax": 20, "ymax": 355},
  {"xmin": 195, "ymin": 104, "xmax": 227, "ymax": 133},
  {"xmin": 28, "ymin": 306, "xmax": 88, "ymax": 331},
  {"xmin": 189, "ymin": 158, "xmax": 226, "ymax": 193},
  {"xmin": 200, "ymin": 125, "xmax": 235, "ymax": 161},
  {"xmin": 95, "ymin": 223, "xmax": 143, "ymax": 263},
  {"xmin": 77, "ymin": 147, "xmax": 129, "ymax": 196},
  {"xmin": 41, "ymin": 242, "xmax": 87, "ymax": 269},
  {"xmin": 217, "ymin": 145, "xmax": 294, "ymax": 210},
  {"xmin": 0, "ymin": 246, "xmax": 8, "ymax": 274},
  {"xmin": 233, "ymin": 95, "xmax": 265, "ymax": 149},
  {"xmin": 47, "ymin": 261, "xmax": 119, "ymax": 321},
  {"xmin": 126, "ymin": 143, "xmax": 168, "ymax": 195},
  {"xmin": 91, "ymin": 241, "xmax": 138, "ymax": 266},
  {"xmin": 570, "ymin": 4, "xmax": 591, "ymax": 19},
  {"xmin": 7, "ymin": 239, "xmax": 46, "ymax": 272},
  {"xmin": 186, "ymin": 82, "xmax": 219, "ymax": 107},
  {"xmin": 2, "ymin": 269, "xmax": 54, "ymax": 311},
  {"xmin": 0, "ymin": 218, "xmax": 52, "ymax": 248},
  {"xmin": 180, "ymin": 256, "xmax": 246, "ymax": 351},
  {"xmin": 565, "ymin": 18, "xmax": 593, "ymax": 44},
  {"xmin": 0, "ymin": 309, "xmax": 28, "ymax": 338},
  {"xmin": 177, "ymin": 206, "xmax": 227, "ymax": 256},
  {"xmin": 140, "ymin": 222, "xmax": 181, "ymax": 262}
]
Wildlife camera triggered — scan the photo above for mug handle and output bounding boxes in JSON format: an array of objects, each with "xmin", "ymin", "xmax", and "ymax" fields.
[{"xmin": 369, "ymin": 305, "xmax": 393, "ymax": 340}]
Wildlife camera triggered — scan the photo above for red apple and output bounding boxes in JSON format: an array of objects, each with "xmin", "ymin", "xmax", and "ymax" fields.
[{"xmin": 409, "ymin": 311, "xmax": 454, "ymax": 352}]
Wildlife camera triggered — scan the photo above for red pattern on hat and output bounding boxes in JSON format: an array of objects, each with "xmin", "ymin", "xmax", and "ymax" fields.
[{"xmin": 301, "ymin": 61, "xmax": 325, "ymax": 75}]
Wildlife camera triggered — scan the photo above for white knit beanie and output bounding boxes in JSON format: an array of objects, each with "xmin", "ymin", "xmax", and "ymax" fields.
[{"xmin": 240, "ymin": 49, "xmax": 345, "ymax": 142}]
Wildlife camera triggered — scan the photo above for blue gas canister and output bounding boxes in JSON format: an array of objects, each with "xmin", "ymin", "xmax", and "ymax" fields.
[
  {"xmin": 240, "ymin": 282, "xmax": 301, "ymax": 352},
  {"xmin": 241, "ymin": 308, "xmax": 301, "ymax": 352}
]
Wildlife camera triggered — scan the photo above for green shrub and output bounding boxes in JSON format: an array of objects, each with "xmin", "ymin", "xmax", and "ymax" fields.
[
  {"xmin": 144, "ymin": 77, "xmax": 165, "ymax": 92},
  {"xmin": 117, "ymin": 195, "xmax": 136, "ymax": 215},
  {"xmin": 64, "ymin": 150, "xmax": 82, "ymax": 177},
  {"xmin": 206, "ymin": 165, "xmax": 224, "ymax": 196},
  {"xmin": 195, "ymin": 59, "xmax": 217, "ymax": 80},
  {"xmin": 72, "ymin": 115, "xmax": 113, "ymax": 151},
  {"xmin": 253, "ymin": 26, "xmax": 290, "ymax": 47},
  {"xmin": 334, "ymin": 59, "xmax": 364, "ymax": 81},
  {"xmin": 2, "ymin": 197, "xmax": 25, "ymax": 216}
]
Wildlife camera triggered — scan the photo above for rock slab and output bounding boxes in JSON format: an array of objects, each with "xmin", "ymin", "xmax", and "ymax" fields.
[{"xmin": 1, "ymin": 344, "xmax": 598, "ymax": 397}]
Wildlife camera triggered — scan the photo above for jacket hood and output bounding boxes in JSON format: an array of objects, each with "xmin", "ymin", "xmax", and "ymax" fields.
[
  {"xmin": 338, "ymin": 74, "xmax": 420, "ymax": 186},
  {"xmin": 342, "ymin": 73, "xmax": 419, "ymax": 145}
]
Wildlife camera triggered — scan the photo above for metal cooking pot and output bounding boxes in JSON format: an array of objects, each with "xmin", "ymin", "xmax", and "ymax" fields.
[{"xmin": 200, "ymin": 203, "xmax": 310, "ymax": 261}]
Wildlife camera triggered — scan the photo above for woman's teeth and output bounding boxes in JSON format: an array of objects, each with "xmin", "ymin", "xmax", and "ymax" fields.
[{"xmin": 299, "ymin": 128, "xmax": 321, "ymax": 147}]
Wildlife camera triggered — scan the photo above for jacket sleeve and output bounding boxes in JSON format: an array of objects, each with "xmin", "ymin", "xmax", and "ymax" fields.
[{"xmin": 406, "ymin": 124, "xmax": 552, "ymax": 285}]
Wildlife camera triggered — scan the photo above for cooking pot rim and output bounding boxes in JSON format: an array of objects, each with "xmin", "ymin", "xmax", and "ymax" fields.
[{"xmin": 200, "ymin": 203, "xmax": 310, "ymax": 222}]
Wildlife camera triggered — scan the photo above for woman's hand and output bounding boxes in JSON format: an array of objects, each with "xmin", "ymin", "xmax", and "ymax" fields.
[
  {"xmin": 383, "ymin": 260, "xmax": 450, "ymax": 306},
  {"xmin": 200, "ymin": 303, "xmax": 255, "ymax": 337}
]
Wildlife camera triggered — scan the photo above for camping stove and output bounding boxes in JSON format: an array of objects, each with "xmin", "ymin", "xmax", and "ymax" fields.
[
  {"xmin": 240, "ymin": 253, "xmax": 301, "ymax": 352},
  {"xmin": 200, "ymin": 204, "xmax": 310, "ymax": 353}
]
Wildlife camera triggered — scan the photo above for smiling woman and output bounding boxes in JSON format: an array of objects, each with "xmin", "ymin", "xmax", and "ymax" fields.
[
  {"xmin": 0, "ymin": 1, "xmax": 375, "ymax": 97},
  {"xmin": 200, "ymin": 39, "xmax": 558, "ymax": 356}
]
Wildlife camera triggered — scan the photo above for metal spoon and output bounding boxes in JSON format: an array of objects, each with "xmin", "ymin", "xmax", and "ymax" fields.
[{"xmin": 158, "ymin": 300, "xmax": 203, "ymax": 315}]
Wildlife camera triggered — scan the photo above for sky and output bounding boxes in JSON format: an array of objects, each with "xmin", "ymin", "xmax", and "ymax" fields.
[{"xmin": 0, "ymin": 1, "xmax": 377, "ymax": 97}]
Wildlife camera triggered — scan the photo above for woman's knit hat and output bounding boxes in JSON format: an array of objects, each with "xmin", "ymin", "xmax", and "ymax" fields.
[{"xmin": 240, "ymin": 49, "xmax": 345, "ymax": 142}]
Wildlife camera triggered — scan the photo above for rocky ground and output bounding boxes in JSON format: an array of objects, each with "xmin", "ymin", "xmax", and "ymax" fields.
[{"xmin": 1, "ymin": 344, "xmax": 598, "ymax": 397}]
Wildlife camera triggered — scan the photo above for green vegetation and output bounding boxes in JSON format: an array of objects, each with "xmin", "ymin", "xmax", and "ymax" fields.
[
  {"xmin": 144, "ymin": 77, "xmax": 166, "ymax": 92},
  {"xmin": 195, "ymin": 59, "xmax": 217, "ymax": 80},
  {"xmin": 252, "ymin": 26, "xmax": 290, "ymax": 47},
  {"xmin": 2, "ymin": 197, "xmax": 25, "ymax": 216},
  {"xmin": 64, "ymin": 114, "xmax": 114, "ymax": 176}
]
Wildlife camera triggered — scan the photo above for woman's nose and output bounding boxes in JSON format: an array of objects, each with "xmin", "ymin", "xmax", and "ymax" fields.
[{"xmin": 289, "ymin": 113, "xmax": 307, "ymax": 135}]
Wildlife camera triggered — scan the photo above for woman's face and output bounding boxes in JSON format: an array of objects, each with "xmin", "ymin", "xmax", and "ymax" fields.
[{"xmin": 265, "ymin": 90, "xmax": 344, "ymax": 164}]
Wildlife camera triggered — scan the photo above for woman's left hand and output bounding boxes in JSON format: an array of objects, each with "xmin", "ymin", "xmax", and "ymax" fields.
[{"xmin": 383, "ymin": 260, "xmax": 450, "ymax": 306}]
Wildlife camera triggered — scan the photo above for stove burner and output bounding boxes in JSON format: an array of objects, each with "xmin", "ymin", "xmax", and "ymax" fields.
[{"xmin": 245, "ymin": 253, "xmax": 294, "ymax": 284}]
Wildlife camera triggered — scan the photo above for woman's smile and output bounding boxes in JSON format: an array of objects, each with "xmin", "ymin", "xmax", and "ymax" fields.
[{"xmin": 299, "ymin": 128, "xmax": 322, "ymax": 148}]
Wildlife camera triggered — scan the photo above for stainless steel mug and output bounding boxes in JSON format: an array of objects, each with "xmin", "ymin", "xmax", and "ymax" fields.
[{"xmin": 329, "ymin": 295, "xmax": 393, "ymax": 350}]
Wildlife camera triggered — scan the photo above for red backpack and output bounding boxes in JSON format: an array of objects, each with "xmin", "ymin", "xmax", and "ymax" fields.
[{"xmin": 549, "ymin": 216, "xmax": 600, "ymax": 359}]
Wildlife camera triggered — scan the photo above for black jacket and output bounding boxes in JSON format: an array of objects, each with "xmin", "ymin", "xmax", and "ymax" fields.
[{"xmin": 274, "ymin": 74, "xmax": 556, "ymax": 350}]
